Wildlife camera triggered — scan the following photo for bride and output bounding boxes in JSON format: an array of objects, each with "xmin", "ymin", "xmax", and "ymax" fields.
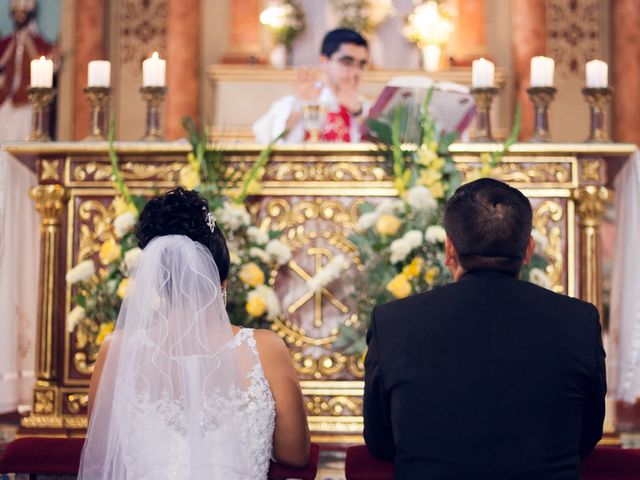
[{"xmin": 79, "ymin": 188, "xmax": 310, "ymax": 479}]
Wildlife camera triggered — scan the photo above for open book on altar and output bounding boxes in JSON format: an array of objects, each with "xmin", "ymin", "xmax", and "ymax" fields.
[{"xmin": 364, "ymin": 76, "xmax": 476, "ymax": 143}]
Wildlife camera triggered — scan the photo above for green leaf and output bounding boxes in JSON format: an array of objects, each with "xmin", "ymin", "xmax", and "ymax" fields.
[
  {"xmin": 367, "ymin": 118, "xmax": 392, "ymax": 146},
  {"xmin": 438, "ymin": 131, "xmax": 458, "ymax": 153}
]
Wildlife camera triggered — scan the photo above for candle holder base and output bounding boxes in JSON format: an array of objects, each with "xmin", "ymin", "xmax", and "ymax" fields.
[
  {"xmin": 27, "ymin": 87, "xmax": 56, "ymax": 142},
  {"xmin": 83, "ymin": 86, "xmax": 111, "ymax": 141},
  {"xmin": 470, "ymin": 87, "xmax": 499, "ymax": 142},
  {"xmin": 582, "ymin": 87, "xmax": 612, "ymax": 143},
  {"xmin": 527, "ymin": 86, "xmax": 556, "ymax": 143},
  {"xmin": 140, "ymin": 86, "xmax": 167, "ymax": 141}
]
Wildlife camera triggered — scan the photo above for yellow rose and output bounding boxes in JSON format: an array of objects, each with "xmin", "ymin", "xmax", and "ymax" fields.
[
  {"xmin": 429, "ymin": 181, "xmax": 446, "ymax": 199},
  {"xmin": 246, "ymin": 296, "xmax": 267, "ymax": 317},
  {"xmin": 376, "ymin": 214, "xmax": 402, "ymax": 237},
  {"xmin": 403, "ymin": 257, "xmax": 423, "ymax": 279},
  {"xmin": 112, "ymin": 196, "xmax": 138, "ymax": 217},
  {"xmin": 96, "ymin": 321, "xmax": 115, "ymax": 346},
  {"xmin": 179, "ymin": 165, "xmax": 201, "ymax": 190},
  {"xmin": 424, "ymin": 266, "xmax": 439, "ymax": 286},
  {"xmin": 99, "ymin": 238, "xmax": 122, "ymax": 265},
  {"xmin": 117, "ymin": 278, "xmax": 130, "ymax": 299},
  {"xmin": 386, "ymin": 273, "xmax": 412, "ymax": 299},
  {"xmin": 239, "ymin": 262, "xmax": 265, "ymax": 287}
]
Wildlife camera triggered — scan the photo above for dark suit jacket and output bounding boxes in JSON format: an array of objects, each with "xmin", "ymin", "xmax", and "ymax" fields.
[{"xmin": 364, "ymin": 269, "xmax": 606, "ymax": 480}]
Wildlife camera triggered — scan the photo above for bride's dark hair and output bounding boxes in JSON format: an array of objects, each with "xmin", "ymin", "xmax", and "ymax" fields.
[{"xmin": 136, "ymin": 187, "xmax": 231, "ymax": 281}]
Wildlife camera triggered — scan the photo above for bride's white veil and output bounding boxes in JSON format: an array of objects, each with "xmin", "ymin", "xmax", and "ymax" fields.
[{"xmin": 79, "ymin": 234, "xmax": 258, "ymax": 478}]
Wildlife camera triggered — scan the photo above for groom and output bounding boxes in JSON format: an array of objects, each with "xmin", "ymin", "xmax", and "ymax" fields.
[{"xmin": 363, "ymin": 178, "xmax": 606, "ymax": 479}]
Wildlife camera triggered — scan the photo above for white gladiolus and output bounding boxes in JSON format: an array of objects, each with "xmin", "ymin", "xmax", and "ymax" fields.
[
  {"xmin": 215, "ymin": 202, "xmax": 251, "ymax": 231},
  {"xmin": 65, "ymin": 260, "xmax": 95, "ymax": 284},
  {"xmin": 357, "ymin": 211, "xmax": 379, "ymax": 231},
  {"xmin": 529, "ymin": 267, "xmax": 552, "ymax": 290},
  {"xmin": 67, "ymin": 305, "xmax": 85, "ymax": 333},
  {"xmin": 113, "ymin": 211, "xmax": 138, "ymax": 238},
  {"xmin": 247, "ymin": 226, "xmax": 269, "ymax": 245},
  {"xmin": 531, "ymin": 228, "xmax": 548, "ymax": 255},
  {"xmin": 249, "ymin": 247, "xmax": 271, "ymax": 264},
  {"xmin": 307, "ymin": 255, "xmax": 349, "ymax": 293},
  {"xmin": 124, "ymin": 247, "xmax": 142, "ymax": 273},
  {"xmin": 407, "ymin": 185, "xmax": 437, "ymax": 212},
  {"xmin": 389, "ymin": 238, "xmax": 410, "ymax": 264},
  {"xmin": 425, "ymin": 225, "xmax": 446, "ymax": 244},
  {"xmin": 265, "ymin": 239, "xmax": 292, "ymax": 266},
  {"xmin": 248, "ymin": 285, "xmax": 281, "ymax": 320},
  {"xmin": 404, "ymin": 230, "xmax": 424, "ymax": 250}
]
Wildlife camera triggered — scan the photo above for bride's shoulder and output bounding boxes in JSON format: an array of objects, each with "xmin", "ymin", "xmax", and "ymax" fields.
[{"xmin": 251, "ymin": 328, "xmax": 289, "ymax": 360}]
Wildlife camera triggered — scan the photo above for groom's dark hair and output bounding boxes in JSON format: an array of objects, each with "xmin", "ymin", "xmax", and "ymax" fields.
[
  {"xmin": 137, "ymin": 187, "xmax": 230, "ymax": 281},
  {"xmin": 321, "ymin": 28, "xmax": 368, "ymax": 57},
  {"xmin": 444, "ymin": 178, "xmax": 532, "ymax": 275}
]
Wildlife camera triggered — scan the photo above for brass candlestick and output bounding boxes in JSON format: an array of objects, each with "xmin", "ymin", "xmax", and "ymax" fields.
[
  {"xmin": 582, "ymin": 87, "xmax": 612, "ymax": 143},
  {"xmin": 527, "ymin": 86, "xmax": 557, "ymax": 142},
  {"xmin": 27, "ymin": 87, "xmax": 56, "ymax": 141},
  {"xmin": 139, "ymin": 86, "xmax": 166, "ymax": 141},
  {"xmin": 470, "ymin": 87, "xmax": 499, "ymax": 142},
  {"xmin": 83, "ymin": 86, "xmax": 111, "ymax": 141}
]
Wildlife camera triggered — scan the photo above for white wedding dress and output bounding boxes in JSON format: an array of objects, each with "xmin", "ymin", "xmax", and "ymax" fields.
[{"xmin": 79, "ymin": 236, "xmax": 276, "ymax": 479}]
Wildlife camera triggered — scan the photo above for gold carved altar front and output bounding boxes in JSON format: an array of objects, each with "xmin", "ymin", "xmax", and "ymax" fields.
[{"xmin": 6, "ymin": 141, "xmax": 635, "ymax": 444}]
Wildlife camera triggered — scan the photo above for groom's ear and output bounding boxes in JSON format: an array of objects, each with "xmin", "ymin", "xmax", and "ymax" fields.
[{"xmin": 444, "ymin": 236, "xmax": 458, "ymax": 268}]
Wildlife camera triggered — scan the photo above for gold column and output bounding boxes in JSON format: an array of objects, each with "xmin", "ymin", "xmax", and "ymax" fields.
[{"xmin": 22, "ymin": 184, "xmax": 67, "ymax": 430}]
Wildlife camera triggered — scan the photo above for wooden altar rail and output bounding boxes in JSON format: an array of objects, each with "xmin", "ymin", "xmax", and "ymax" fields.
[{"xmin": 4, "ymin": 141, "xmax": 635, "ymax": 443}]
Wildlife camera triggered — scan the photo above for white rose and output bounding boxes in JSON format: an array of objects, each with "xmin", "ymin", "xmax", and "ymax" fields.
[
  {"xmin": 407, "ymin": 185, "xmax": 437, "ymax": 212},
  {"xmin": 113, "ymin": 211, "xmax": 138, "ymax": 238},
  {"xmin": 357, "ymin": 211, "xmax": 379, "ymax": 231},
  {"xmin": 265, "ymin": 239, "xmax": 292, "ymax": 266},
  {"xmin": 67, "ymin": 305, "xmax": 85, "ymax": 333},
  {"xmin": 529, "ymin": 267, "xmax": 552, "ymax": 290},
  {"xmin": 307, "ymin": 255, "xmax": 349, "ymax": 293},
  {"xmin": 376, "ymin": 199, "xmax": 404, "ymax": 215},
  {"xmin": 247, "ymin": 226, "xmax": 269, "ymax": 245},
  {"xmin": 425, "ymin": 225, "xmax": 446, "ymax": 244},
  {"xmin": 215, "ymin": 202, "xmax": 251, "ymax": 231},
  {"xmin": 390, "ymin": 238, "xmax": 412, "ymax": 264},
  {"xmin": 531, "ymin": 229, "xmax": 548, "ymax": 255},
  {"xmin": 124, "ymin": 247, "xmax": 142, "ymax": 273},
  {"xmin": 249, "ymin": 247, "xmax": 271, "ymax": 264},
  {"xmin": 404, "ymin": 230, "xmax": 424, "ymax": 250},
  {"xmin": 249, "ymin": 285, "xmax": 281, "ymax": 320},
  {"xmin": 65, "ymin": 260, "xmax": 96, "ymax": 284}
]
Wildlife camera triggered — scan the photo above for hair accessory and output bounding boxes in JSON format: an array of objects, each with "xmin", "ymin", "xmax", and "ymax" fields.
[{"xmin": 206, "ymin": 212, "xmax": 216, "ymax": 233}]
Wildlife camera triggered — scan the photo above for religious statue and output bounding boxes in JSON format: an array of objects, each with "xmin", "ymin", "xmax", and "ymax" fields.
[{"xmin": 0, "ymin": 0, "xmax": 55, "ymax": 141}]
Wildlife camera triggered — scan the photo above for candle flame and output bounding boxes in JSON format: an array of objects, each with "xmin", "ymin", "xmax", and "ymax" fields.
[
  {"xmin": 152, "ymin": 52, "xmax": 159, "ymax": 59},
  {"xmin": 39, "ymin": 55, "xmax": 46, "ymax": 61}
]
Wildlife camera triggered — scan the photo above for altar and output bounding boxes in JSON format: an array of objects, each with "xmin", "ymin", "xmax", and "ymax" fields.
[{"xmin": 4, "ymin": 141, "xmax": 635, "ymax": 444}]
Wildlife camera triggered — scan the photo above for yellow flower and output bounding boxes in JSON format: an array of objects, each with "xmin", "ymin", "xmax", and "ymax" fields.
[
  {"xmin": 246, "ymin": 178, "xmax": 262, "ymax": 195},
  {"xmin": 117, "ymin": 278, "xmax": 130, "ymax": 299},
  {"xmin": 376, "ymin": 214, "xmax": 402, "ymax": 236},
  {"xmin": 239, "ymin": 262, "xmax": 265, "ymax": 287},
  {"xmin": 99, "ymin": 238, "xmax": 121, "ymax": 265},
  {"xmin": 402, "ymin": 257, "xmax": 423, "ymax": 278},
  {"xmin": 416, "ymin": 146, "xmax": 438, "ymax": 166},
  {"xmin": 179, "ymin": 165, "xmax": 201, "ymax": 190},
  {"xmin": 418, "ymin": 168, "xmax": 443, "ymax": 187},
  {"xmin": 386, "ymin": 273, "xmax": 412, "ymax": 299},
  {"xmin": 480, "ymin": 163, "xmax": 493, "ymax": 177},
  {"xmin": 246, "ymin": 295, "xmax": 267, "ymax": 317},
  {"xmin": 430, "ymin": 156, "xmax": 445, "ymax": 171},
  {"xmin": 112, "ymin": 196, "xmax": 137, "ymax": 217},
  {"xmin": 429, "ymin": 181, "xmax": 446, "ymax": 199},
  {"xmin": 96, "ymin": 321, "xmax": 115, "ymax": 346},
  {"xmin": 424, "ymin": 266, "xmax": 439, "ymax": 286}
]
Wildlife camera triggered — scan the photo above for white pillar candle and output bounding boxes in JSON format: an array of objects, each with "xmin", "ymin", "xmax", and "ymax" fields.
[
  {"xmin": 585, "ymin": 60, "xmax": 608, "ymax": 88},
  {"xmin": 142, "ymin": 52, "xmax": 166, "ymax": 87},
  {"xmin": 87, "ymin": 60, "xmax": 111, "ymax": 87},
  {"xmin": 472, "ymin": 58, "xmax": 495, "ymax": 87},
  {"xmin": 530, "ymin": 56, "xmax": 555, "ymax": 87},
  {"xmin": 30, "ymin": 56, "xmax": 53, "ymax": 88}
]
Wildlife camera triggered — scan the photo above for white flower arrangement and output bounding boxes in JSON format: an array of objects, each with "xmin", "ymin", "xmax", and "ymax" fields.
[
  {"xmin": 307, "ymin": 254, "xmax": 349, "ymax": 293},
  {"xmin": 67, "ymin": 305, "xmax": 86, "ymax": 333},
  {"xmin": 531, "ymin": 228, "xmax": 548, "ymax": 255},
  {"xmin": 65, "ymin": 260, "xmax": 96, "ymax": 284},
  {"xmin": 247, "ymin": 226, "xmax": 270, "ymax": 245},
  {"xmin": 265, "ymin": 239, "xmax": 293, "ymax": 266},
  {"xmin": 215, "ymin": 202, "xmax": 251, "ymax": 231},
  {"xmin": 425, "ymin": 225, "xmax": 446, "ymax": 244},
  {"xmin": 113, "ymin": 211, "xmax": 138, "ymax": 238},
  {"xmin": 248, "ymin": 285, "xmax": 281, "ymax": 320},
  {"xmin": 529, "ymin": 267, "xmax": 552, "ymax": 290},
  {"xmin": 124, "ymin": 247, "xmax": 142, "ymax": 273},
  {"xmin": 389, "ymin": 230, "xmax": 423, "ymax": 264},
  {"xmin": 356, "ymin": 198, "xmax": 405, "ymax": 231},
  {"xmin": 407, "ymin": 185, "xmax": 437, "ymax": 213},
  {"xmin": 330, "ymin": 0, "xmax": 395, "ymax": 34}
]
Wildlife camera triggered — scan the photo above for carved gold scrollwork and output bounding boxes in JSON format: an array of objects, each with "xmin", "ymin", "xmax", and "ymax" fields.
[
  {"xmin": 306, "ymin": 395, "xmax": 363, "ymax": 416},
  {"xmin": 580, "ymin": 159, "xmax": 603, "ymax": 184},
  {"xmin": 73, "ymin": 352, "xmax": 95, "ymax": 375},
  {"xmin": 532, "ymin": 200, "xmax": 565, "ymax": 293},
  {"xmin": 66, "ymin": 393, "xmax": 89, "ymax": 414},
  {"xmin": 77, "ymin": 200, "xmax": 113, "ymax": 262},
  {"xmin": 73, "ymin": 161, "xmax": 183, "ymax": 183},
  {"xmin": 41, "ymin": 159, "xmax": 60, "ymax": 181},
  {"xmin": 30, "ymin": 184, "xmax": 67, "ymax": 226},
  {"xmin": 573, "ymin": 185, "xmax": 609, "ymax": 227},
  {"xmin": 34, "ymin": 389, "xmax": 55, "ymax": 414},
  {"xmin": 457, "ymin": 162, "xmax": 571, "ymax": 185},
  {"xmin": 271, "ymin": 162, "xmax": 387, "ymax": 182}
]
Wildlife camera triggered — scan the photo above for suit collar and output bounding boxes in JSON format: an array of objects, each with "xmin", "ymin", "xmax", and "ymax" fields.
[{"xmin": 458, "ymin": 269, "xmax": 518, "ymax": 282}]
